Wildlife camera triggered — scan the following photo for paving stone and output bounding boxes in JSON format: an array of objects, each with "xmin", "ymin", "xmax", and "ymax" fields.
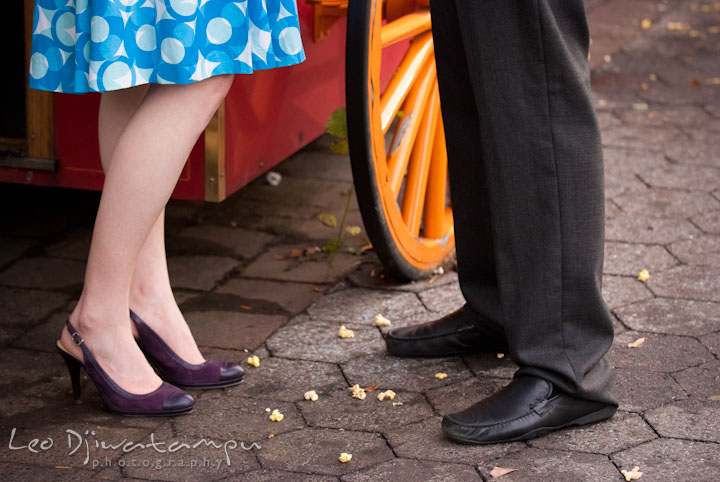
[
  {"xmin": 384, "ymin": 416, "xmax": 523, "ymax": 465},
  {"xmin": 603, "ymin": 147, "xmax": 669, "ymax": 179},
  {"xmin": 341, "ymin": 458, "xmax": 481, "ymax": 482},
  {"xmin": 608, "ymin": 332, "xmax": 714, "ymax": 372},
  {"xmin": 673, "ymin": 361, "xmax": 720, "ymax": 400},
  {"xmin": 639, "ymin": 164, "xmax": 720, "ymax": 191},
  {"xmin": 613, "ymin": 188, "xmax": 720, "ymax": 219},
  {"xmin": 242, "ymin": 244, "xmax": 363, "ymax": 283},
  {"xmin": 462, "ymin": 353, "xmax": 518, "ymax": 380},
  {"xmin": 341, "ymin": 354, "xmax": 472, "ymax": 393},
  {"xmin": 602, "ymin": 275, "xmax": 654, "ymax": 309},
  {"xmin": 299, "ymin": 388, "xmax": 432, "ymax": 432},
  {"xmin": 307, "ymin": 288, "xmax": 427, "ymax": 325},
  {"xmin": 170, "ymin": 225, "xmax": 276, "ymax": 259},
  {"xmin": 266, "ymin": 320, "xmax": 385, "ymax": 363},
  {"xmin": 0, "ymin": 286, "xmax": 69, "ymax": 325},
  {"xmin": 44, "ymin": 228, "xmax": 92, "ymax": 260},
  {"xmin": 614, "ymin": 297, "xmax": 720, "ymax": 336},
  {"xmin": 603, "ymin": 242, "xmax": 677, "ymax": 276},
  {"xmin": 164, "ymin": 199, "xmax": 203, "ymax": 231},
  {"xmin": 347, "ymin": 260, "xmax": 459, "ymax": 293},
  {"xmin": 216, "ymin": 278, "xmax": 322, "ymax": 315},
  {"xmin": 0, "ymin": 237, "xmax": 41, "ymax": 269},
  {"xmin": 256, "ymin": 428, "xmax": 394, "ymax": 476},
  {"xmin": 173, "ymin": 395, "xmax": 305, "ymax": 442},
  {"xmin": 616, "ymin": 104, "xmax": 717, "ymax": 128},
  {"xmin": 601, "ymin": 125, "xmax": 688, "ymax": 152},
  {"xmin": 645, "ymin": 399, "xmax": 720, "ymax": 443},
  {"xmin": 0, "ymin": 257, "xmax": 85, "ymax": 291},
  {"xmin": 649, "ymin": 265, "xmax": 720, "ymax": 302},
  {"xmin": 668, "ymin": 234, "xmax": 720, "ymax": 266},
  {"xmin": 605, "ymin": 214, "xmax": 701, "ymax": 244},
  {"xmin": 665, "ymin": 133, "xmax": 720, "ymax": 167},
  {"xmin": 185, "ymin": 311, "xmax": 287, "ymax": 351},
  {"xmin": 277, "ymin": 142, "xmax": 355, "ymax": 183},
  {"xmin": 12, "ymin": 310, "xmax": 69, "ymax": 353},
  {"xmin": 478, "ymin": 448, "xmax": 621, "ymax": 482},
  {"xmin": 418, "ymin": 283, "xmax": 465, "ymax": 315},
  {"xmin": 692, "ymin": 209, "xmax": 720, "ymax": 234},
  {"xmin": 614, "ymin": 367, "xmax": 687, "ymax": 412},
  {"xmin": 700, "ymin": 331, "xmax": 720, "ymax": 357},
  {"xmin": 530, "ymin": 411, "xmax": 656, "ymax": 455},
  {"xmin": 0, "ymin": 347, "xmax": 71, "ymax": 405},
  {"xmin": 424, "ymin": 377, "xmax": 510, "ymax": 415},
  {"xmin": 236, "ymin": 357, "xmax": 347, "ymax": 402},
  {"xmin": 612, "ymin": 438, "xmax": 720, "ymax": 482},
  {"xmin": 0, "ymin": 463, "xmax": 122, "ymax": 482},
  {"xmin": 225, "ymin": 470, "xmax": 338, "ymax": 482},
  {"xmin": 167, "ymin": 256, "xmax": 238, "ymax": 291},
  {"xmin": 239, "ymin": 177, "xmax": 354, "ymax": 210}
]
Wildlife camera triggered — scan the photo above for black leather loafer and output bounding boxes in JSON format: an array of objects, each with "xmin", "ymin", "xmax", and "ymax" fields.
[
  {"xmin": 441, "ymin": 376, "xmax": 617, "ymax": 444},
  {"xmin": 385, "ymin": 305, "xmax": 507, "ymax": 357}
]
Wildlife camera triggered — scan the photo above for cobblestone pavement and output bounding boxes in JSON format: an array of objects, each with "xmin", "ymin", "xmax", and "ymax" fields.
[{"xmin": 2, "ymin": 1, "xmax": 720, "ymax": 481}]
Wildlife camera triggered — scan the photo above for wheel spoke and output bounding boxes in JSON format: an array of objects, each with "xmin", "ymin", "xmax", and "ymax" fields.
[
  {"xmin": 386, "ymin": 57, "xmax": 436, "ymax": 196},
  {"xmin": 381, "ymin": 10, "xmax": 432, "ymax": 48},
  {"xmin": 402, "ymin": 81, "xmax": 440, "ymax": 236},
  {"xmin": 379, "ymin": 32, "xmax": 434, "ymax": 133},
  {"xmin": 422, "ymin": 107, "xmax": 449, "ymax": 239}
]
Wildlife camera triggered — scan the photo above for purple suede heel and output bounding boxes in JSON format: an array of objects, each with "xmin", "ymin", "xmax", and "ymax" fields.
[
  {"xmin": 57, "ymin": 319, "xmax": 194, "ymax": 416},
  {"xmin": 130, "ymin": 310, "xmax": 244, "ymax": 389}
]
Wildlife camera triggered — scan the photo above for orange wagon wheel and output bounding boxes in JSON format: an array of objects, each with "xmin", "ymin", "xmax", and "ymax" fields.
[{"xmin": 346, "ymin": 0, "xmax": 455, "ymax": 280}]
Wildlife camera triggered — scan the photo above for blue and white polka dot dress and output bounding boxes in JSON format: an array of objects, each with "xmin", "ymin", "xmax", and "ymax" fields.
[{"xmin": 29, "ymin": 0, "xmax": 306, "ymax": 94}]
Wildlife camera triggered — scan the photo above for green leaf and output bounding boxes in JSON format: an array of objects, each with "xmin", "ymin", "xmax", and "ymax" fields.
[
  {"xmin": 325, "ymin": 107, "xmax": 348, "ymax": 139},
  {"xmin": 330, "ymin": 139, "xmax": 349, "ymax": 155},
  {"xmin": 324, "ymin": 238, "xmax": 342, "ymax": 253}
]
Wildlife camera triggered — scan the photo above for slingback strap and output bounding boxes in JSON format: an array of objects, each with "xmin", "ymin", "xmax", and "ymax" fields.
[{"xmin": 66, "ymin": 319, "xmax": 85, "ymax": 346}]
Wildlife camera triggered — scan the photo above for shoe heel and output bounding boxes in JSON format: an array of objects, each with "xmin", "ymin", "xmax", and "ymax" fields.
[{"xmin": 57, "ymin": 348, "xmax": 83, "ymax": 403}]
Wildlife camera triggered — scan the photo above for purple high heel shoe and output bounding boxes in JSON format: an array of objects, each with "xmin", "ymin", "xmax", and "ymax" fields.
[
  {"xmin": 56, "ymin": 319, "xmax": 194, "ymax": 416},
  {"xmin": 130, "ymin": 310, "xmax": 244, "ymax": 389}
]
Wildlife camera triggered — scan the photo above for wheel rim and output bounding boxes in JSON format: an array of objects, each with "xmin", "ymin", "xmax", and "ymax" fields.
[{"xmin": 348, "ymin": 0, "xmax": 455, "ymax": 278}]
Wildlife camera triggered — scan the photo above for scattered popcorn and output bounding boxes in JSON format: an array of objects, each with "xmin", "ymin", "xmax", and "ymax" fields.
[
  {"xmin": 349, "ymin": 384, "xmax": 366, "ymax": 400},
  {"xmin": 338, "ymin": 325, "xmax": 355, "ymax": 339},
  {"xmin": 392, "ymin": 402, "xmax": 403, "ymax": 407},
  {"xmin": 268, "ymin": 434, "xmax": 275, "ymax": 439},
  {"xmin": 497, "ymin": 353, "xmax": 505, "ymax": 359},
  {"xmin": 627, "ymin": 337, "xmax": 646, "ymax": 348},
  {"xmin": 338, "ymin": 452, "xmax": 353, "ymax": 463},
  {"xmin": 304, "ymin": 390, "xmax": 320, "ymax": 402},
  {"xmin": 667, "ymin": 21, "xmax": 690, "ymax": 31},
  {"xmin": 377, "ymin": 390, "xmax": 397, "ymax": 401},
  {"xmin": 265, "ymin": 407, "xmax": 271, "ymax": 412},
  {"xmin": 640, "ymin": 18, "xmax": 652, "ymax": 29},
  {"xmin": 269, "ymin": 409, "xmax": 284, "ymax": 422},
  {"xmin": 375, "ymin": 314, "xmax": 392, "ymax": 327},
  {"xmin": 435, "ymin": 372, "xmax": 448, "ymax": 380},
  {"xmin": 621, "ymin": 466, "xmax": 643, "ymax": 481},
  {"xmin": 345, "ymin": 226, "xmax": 362, "ymax": 236},
  {"xmin": 247, "ymin": 355, "xmax": 261, "ymax": 367},
  {"xmin": 637, "ymin": 269, "xmax": 650, "ymax": 282}
]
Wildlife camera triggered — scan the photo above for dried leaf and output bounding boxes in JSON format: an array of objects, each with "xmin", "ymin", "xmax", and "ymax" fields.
[
  {"xmin": 317, "ymin": 213, "xmax": 338, "ymax": 227},
  {"xmin": 330, "ymin": 139, "xmax": 349, "ymax": 155},
  {"xmin": 633, "ymin": 102, "xmax": 649, "ymax": 111},
  {"xmin": 240, "ymin": 304, "xmax": 252, "ymax": 310},
  {"xmin": 277, "ymin": 248, "xmax": 304, "ymax": 260},
  {"xmin": 325, "ymin": 107, "xmax": 348, "ymax": 138},
  {"xmin": 691, "ymin": 79, "xmax": 702, "ymax": 87},
  {"xmin": 627, "ymin": 337, "xmax": 646, "ymax": 348},
  {"xmin": 667, "ymin": 21, "xmax": 690, "ymax": 31},
  {"xmin": 363, "ymin": 384, "xmax": 379, "ymax": 392},
  {"xmin": 709, "ymin": 395, "xmax": 720, "ymax": 401},
  {"xmin": 621, "ymin": 466, "xmax": 643, "ymax": 481},
  {"xmin": 707, "ymin": 77, "xmax": 720, "ymax": 85},
  {"xmin": 490, "ymin": 467, "xmax": 517, "ymax": 478}
]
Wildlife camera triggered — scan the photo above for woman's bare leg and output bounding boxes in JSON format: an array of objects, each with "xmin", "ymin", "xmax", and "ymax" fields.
[
  {"xmin": 97, "ymin": 85, "xmax": 205, "ymax": 365},
  {"xmin": 61, "ymin": 75, "xmax": 234, "ymax": 393}
]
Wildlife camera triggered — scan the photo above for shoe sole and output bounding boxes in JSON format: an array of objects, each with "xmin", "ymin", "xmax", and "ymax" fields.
[
  {"xmin": 174, "ymin": 379, "xmax": 244, "ymax": 390},
  {"xmin": 107, "ymin": 407, "xmax": 194, "ymax": 417},
  {"xmin": 444, "ymin": 405, "xmax": 617, "ymax": 445}
]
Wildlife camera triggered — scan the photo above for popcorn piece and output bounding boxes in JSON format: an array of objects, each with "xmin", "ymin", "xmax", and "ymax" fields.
[
  {"xmin": 338, "ymin": 452, "xmax": 352, "ymax": 463},
  {"xmin": 265, "ymin": 408, "xmax": 271, "ymax": 412},
  {"xmin": 377, "ymin": 390, "xmax": 397, "ymax": 401},
  {"xmin": 641, "ymin": 18, "xmax": 652, "ymax": 29},
  {"xmin": 392, "ymin": 402, "xmax": 403, "ymax": 407},
  {"xmin": 269, "ymin": 409, "xmax": 284, "ymax": 422},
  {"xmin": 349, "ymin": 384, "xmax": 366, "ymax": 400},
  {"xmin": 497, "ymin": 353, "xmax": 505, "ymax": 359},
  {"xmin": 247, "ymin": 355, "xmax": 261, "ymax": 367},
  {"xmin": 338, "ymin": 325, "xmax": 355, "ymax": 339},
  {"xmin": 375, "ymin": 314, "xmax": 392, "ymax": 327},
  {"xmin": 304, "ymin": 390, "xmax": 319, "ymax": 402},
  {"xmin": 268, "ymin": 434, "xmax": 275, "ymax": 439},
  {"xmin": 627, "ymin": 337, "xmax": 646, "ymax": 348},
  {"xmin": 435, "ymin": 372, "xmax": 448, "ymax": 380},
  {"xmin": 637, "ymin": 269, "xmax": 650, "ymax": 282},
  {"xmin": 621, "ymin": 466, "xmax": 643, "ymax": 481}
]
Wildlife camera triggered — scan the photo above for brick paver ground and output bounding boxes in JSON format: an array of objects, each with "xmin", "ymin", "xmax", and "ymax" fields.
[{"xmin": 2, "ymin": 1, "xmax": 719, "ymax": 481}]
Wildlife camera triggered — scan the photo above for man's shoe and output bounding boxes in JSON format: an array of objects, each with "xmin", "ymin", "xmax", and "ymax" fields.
[
  {"xmin": 441, "ymin": 375, "xmax": 617, "ymax": 444},
  {"xmin": 385, "ymin": 305, "xmax": 507, "ymax": 357}
]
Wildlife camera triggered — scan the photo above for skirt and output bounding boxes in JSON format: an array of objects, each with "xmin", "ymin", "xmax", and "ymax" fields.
[{"xmin": 29, "ymin": 0, "xmax": 306, "ymax": 94}]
